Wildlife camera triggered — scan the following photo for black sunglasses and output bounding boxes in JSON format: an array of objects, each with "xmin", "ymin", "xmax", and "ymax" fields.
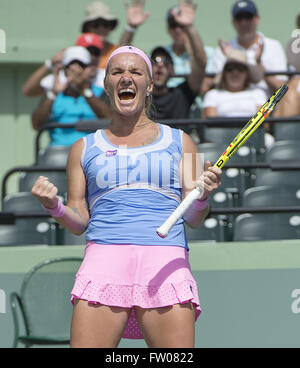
[
  {"xmin": 224, "ymin": 63, "xmax": 248, "ymax": 72},
  {"xmin": 234, "ymin": 12, "xmax": 255, "ymax": 21},
  {"xmin": 91, "ymin": 18, "xmax": 115, "ymax": 30}
]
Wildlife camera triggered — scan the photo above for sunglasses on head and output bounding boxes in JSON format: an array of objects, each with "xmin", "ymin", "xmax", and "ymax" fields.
[
  {"xmin": 153, "ymin": 55, "xmax": 172, "ymax": 67},
  {"xmin": 91, "ymin": 18, "xmax": 115, "ymax": 30},
  {"xmin": 234, "ymin": 12, "xmax": 255, "ymax": 21},
  {"xmin": 224, "ymin": 63, "xmax": 248, "ymax": 72}
]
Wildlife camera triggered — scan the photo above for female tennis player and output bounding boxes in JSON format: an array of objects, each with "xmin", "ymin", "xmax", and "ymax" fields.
[{"xmin": 31, "ymin": 46, "xmax": 222, "ymax": 348}]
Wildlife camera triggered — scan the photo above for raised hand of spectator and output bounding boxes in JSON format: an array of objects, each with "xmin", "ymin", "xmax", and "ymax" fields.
[
  {"xmin": 255, "ymin": 39, "xmax": 264, "ymax": 65},
  {"xmin": 218, "ymin": 39, "xmax": 233, "ymax": 58},
  {"xmin": 172, "ymin": 0, "xmax": 197, "ymax": 27},
  {"xmin": 52, "ymin": 65, "xmax": 71, "ymax": 95},
  {"xmin": 125, "ymin": 0, "xmax": 150, "ymax": 28},
  {"xmin": 50, "ymin": 48, "xmax": 65, "ymax": 70}
]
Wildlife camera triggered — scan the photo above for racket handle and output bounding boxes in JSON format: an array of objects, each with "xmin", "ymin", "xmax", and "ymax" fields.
[{"xmin": 156, "ymin": 187, "xmax": 203, "ymax": 238}]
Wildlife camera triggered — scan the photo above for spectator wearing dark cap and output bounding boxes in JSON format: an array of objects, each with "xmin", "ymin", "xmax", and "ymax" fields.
[
  {"xmin": 82, "ymin": 1, "xmax": 150, "ymax": 69},
  {"xmin": 215, "ymin": 0, "xmax": 287, "ymax": 96},
  {"xmin": 31, "ymin": 46, "xmax": 111, "ymax": 147},
  {"xmin": 151, "ymin": 43, "xmax": 205, "ymax": 135},
  {"xmin": 22, "ymin": 33, "xmax": 105, "ymax": 97}
]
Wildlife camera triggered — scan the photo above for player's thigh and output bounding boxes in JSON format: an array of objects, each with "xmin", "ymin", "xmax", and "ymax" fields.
[
  {"xmin": 70, "ymin": 299, "xmax": 132, "ymax": 348},
  {"xmin": 134, "ymin": 302, "xmax": 195, "ymax": 348}
]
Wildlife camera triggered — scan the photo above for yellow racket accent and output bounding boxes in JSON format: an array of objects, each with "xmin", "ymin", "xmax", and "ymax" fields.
[{"xmin": 214, "ymin": 84, "xmax": 288, "ymax": 169}]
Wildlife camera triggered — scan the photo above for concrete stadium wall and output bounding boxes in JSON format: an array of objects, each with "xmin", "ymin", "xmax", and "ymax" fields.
[{"xmin": 0, "ymin": 0, "xmax": 299, "ymax": 200}]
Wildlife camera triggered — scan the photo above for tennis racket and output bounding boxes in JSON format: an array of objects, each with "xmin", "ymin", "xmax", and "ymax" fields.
[{"xmin": 156, "ymin": 84, "xmax": 288, "ymax": 238}]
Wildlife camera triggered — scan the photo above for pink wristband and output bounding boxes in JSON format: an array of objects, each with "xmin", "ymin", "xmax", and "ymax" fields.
[
  {"xmin": 194, "ymin": 198, "xmax": 209, "ymax": 211},
  {"xmin": 42, "ymin": 199, "xmax": 66, "ymax": 218}
]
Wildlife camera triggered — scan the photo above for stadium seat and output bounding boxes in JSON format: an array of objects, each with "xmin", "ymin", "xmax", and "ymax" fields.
[
  {"xmin": 274, "ymin": 122, "xmax": 300, "ymax": 141},
  {"xmin": 233, "ymin": 213, "xmax": 300, "ymax": 241},
  {"xmin": 242, "ymin": 185, "xmax": 300, "ymax": 207},
  {"xmin": 267, "ymin": 140, "xmax": 300, "ymax": 161},
  {"xmin": 0, "ymin": 218, "xmax": 56, "ymax": 246},
  {"xmin": 19, "ymin": 171, "xmax": 67, "ymax": 195},
  {"xmin": 253, "ymin": 169, "xmax": 300, "ymax": 187},
  {"xmin": 10, "ymin": 257, "xmax": 82, "ymax": 347},
  {"xmin": 203, "ymin": 124, "xmax": 265, "ymax": 158},
  {"xmin": 185, "ymin": 215, "xmax": 230, "ymax": 242},
  {"xmin": 58, "ymin": 228, "xmax": 86, "ymax": 246},
  {"xmin": 2, "ymin": 192, "xmax": 47, "ymax": 213},
  {"xmin": 197, "ymin": 143, "xmax": 251, "ymax": 207},
  {"xmin": 37, "ymin": 146, "xmax": 70, "ymax": 167}
]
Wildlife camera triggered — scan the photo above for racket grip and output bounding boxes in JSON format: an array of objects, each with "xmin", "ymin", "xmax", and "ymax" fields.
[{"xmin": 156, "ymin": 188, "xmax": 202, "ymax": 238}]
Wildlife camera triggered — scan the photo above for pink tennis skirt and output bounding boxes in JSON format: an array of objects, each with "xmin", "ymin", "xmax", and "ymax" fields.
[{"xmin": 70, "ymin": 241, "xmax": 201, "ymax": 339}]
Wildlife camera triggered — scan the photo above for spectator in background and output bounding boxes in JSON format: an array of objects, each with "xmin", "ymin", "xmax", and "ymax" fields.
[
  {"xmin": 23, "ymin": 33, "xmax": 104, "ymax": 96},
  {"xmin": 164, "ymin": 1, "xmax": 214, "ymax": 97},
  {"xmin": 202, "ymin": 50, "xmax": 274, "ymax": 146},
  {"xmin": 82, "ymin": 1, "xmax": 150, "ymax": 69},
  {"xmin": 273, "ymin": 14, "xmax": 300, "ymax": 118},
  {"xmin": 150, "ymin": 3, "xmax": 206, "ymax": 124},
  {"xmin": 22, "ymin": 1, "xmax": 149, "ymax": 97},
  {"xmin": 31, "ymin": 46, "xmax": 111, "ymax": 147},
  {"xmin": 151, "ymin": 46, "xmax": 203, "ymax": 120},
  {"xmin": 215, "ymin": 0, "xmax": 287, "ymax": 96}
]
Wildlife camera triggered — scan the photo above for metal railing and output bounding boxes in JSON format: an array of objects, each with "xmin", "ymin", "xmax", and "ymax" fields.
[{"xmin": 34, "ymin": 115, "xmax": 300, "ymax": 163}]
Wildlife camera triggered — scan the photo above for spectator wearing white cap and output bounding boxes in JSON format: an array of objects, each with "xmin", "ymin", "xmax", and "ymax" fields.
[
  {"xmin": 22, "ymin": 33, "xmax": 105, "ymax": 97},
  {"xmin": 31, "ymin": 46, "xmax": 111, "ymax": 147},
  {"xmin": 215, "ymin": 0, "xmax": 287, "ymax": 96},
  {"xmin": 82, "ymin": 1, "xmax": 150, "ymax": 69}
]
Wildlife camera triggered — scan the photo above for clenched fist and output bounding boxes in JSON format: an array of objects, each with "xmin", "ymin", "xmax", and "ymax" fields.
[{"xmin": 31, "ymin": 176, "xmax": 59, "ymax": 209}]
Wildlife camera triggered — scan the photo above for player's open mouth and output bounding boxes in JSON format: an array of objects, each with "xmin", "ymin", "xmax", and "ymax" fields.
[{"xmin": 118, "ymin": 89, "xmax": 136, "ymax": 101}]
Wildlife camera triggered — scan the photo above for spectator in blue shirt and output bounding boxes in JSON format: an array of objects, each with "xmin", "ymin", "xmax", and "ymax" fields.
[{"xmin": 31, "ymin": 46, "xmax": 111, "ymax": 146}]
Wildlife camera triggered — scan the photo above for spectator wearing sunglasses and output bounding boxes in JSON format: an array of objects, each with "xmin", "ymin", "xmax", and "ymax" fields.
[
  {"xmin": 202, "ymin": 49, "xmax": 274, "ymax": 146},
  {"xmin": 31, "ymin": 46, "xmax": 111, "ymax": 147},
  {"xmin": 81, "ymin": 1, "xmax": 150, "ymax": 69},
  {"xmin": 215, "ymin": 0, "xmax": 287, "ymax": 96},
  {"xmin": 150, "ymin": 45, "xmax": 205, "ymax": 144}
]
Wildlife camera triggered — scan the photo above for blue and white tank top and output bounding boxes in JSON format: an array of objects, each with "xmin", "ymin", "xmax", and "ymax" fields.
[{"xmin": 81, "ymin": 123, "xmax": 188, "ymax": 249}]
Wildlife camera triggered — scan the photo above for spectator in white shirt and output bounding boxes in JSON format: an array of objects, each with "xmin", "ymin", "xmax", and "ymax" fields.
[
  {"xmin": 203, "ymin": 49, "xmax": 274, "ymax": 146},
  {"xmin": 215, "ymin": 0, "xmax": 287, "ymax": 96}
]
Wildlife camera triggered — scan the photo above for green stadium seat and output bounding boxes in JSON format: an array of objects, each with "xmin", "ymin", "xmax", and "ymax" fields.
[
  {"xmin": 0, "ymin": 218, "xmax": 56, "ymax": 246},
  {"xmin": 37, "ymin": 146, "xmax": 70, "ymax": 167},
  {"xmin": 19, "ymin": 171, "xmax": 67, "ymax": 195},
  {"xmin": 10, "ymin": 257, "xmax": 82, "ymax": 347},
  {"xmin": 253, "ymin": 169, "xmax": 300, "ymax": 187},
  {"xmin": 185, "ymin": 215, "xmax": 231, "ymax": 242},
  {"xmin": 203, "ymin": 124, "xmax": 265, "ymax": 158},
  {"xmin": 274, "ymin": 122, "xmax": 300, "ymax": 141},
  {"xmin": 267, "ymin": 140, "xmax": 300, "ymax": 161},
  {"xmin": 233, "ymin": 213, "xmax": 300, "ymax": 241},
  {"xmin": 2, "ymin": 192, "xmax": 47, "ymax": 213},
  {"xmin": 242, "ymin": 185, "xmax": 300, "ymax": 207}
]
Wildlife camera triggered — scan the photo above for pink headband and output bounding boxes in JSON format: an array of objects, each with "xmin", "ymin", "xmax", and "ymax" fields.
[{"xmin": 106, "ymin": 46, "xmax": 152, "ymax": 78}]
